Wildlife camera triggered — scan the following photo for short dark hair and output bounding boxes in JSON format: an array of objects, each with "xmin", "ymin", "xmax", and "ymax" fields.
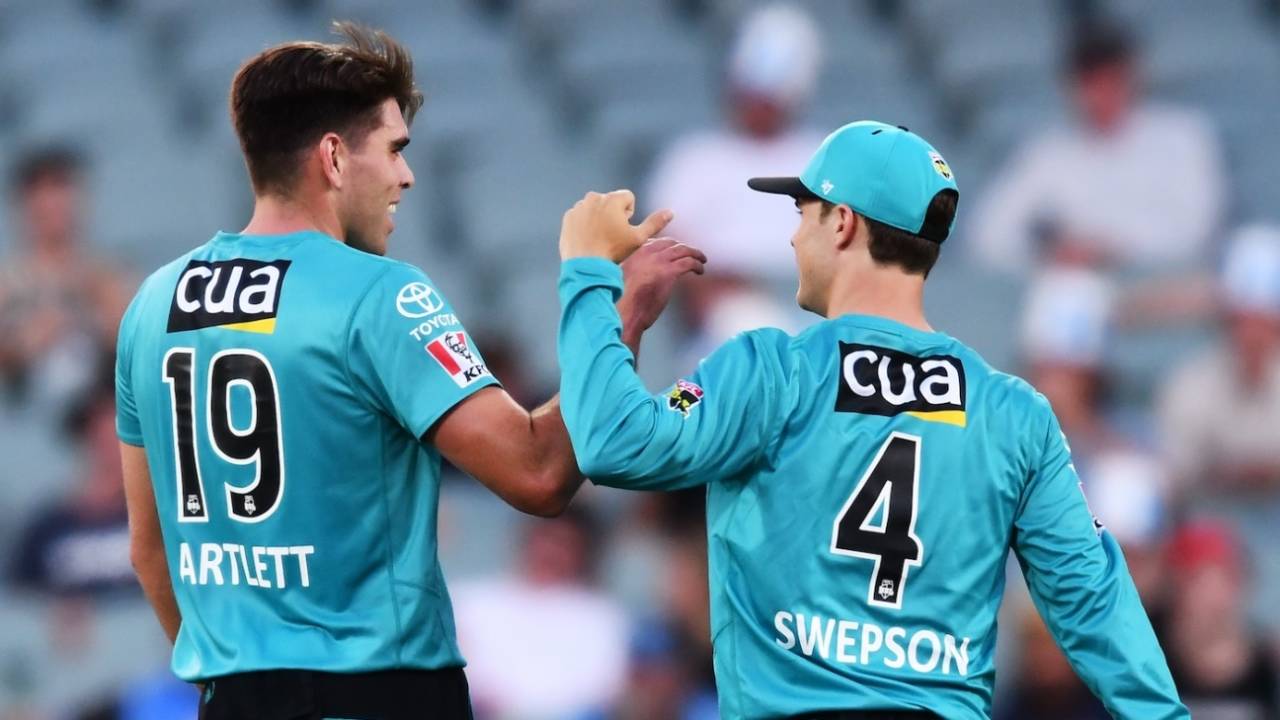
[
  {"xmin": 819, "ymin": 190, "xmax": 957, "ymax": 277},
  {"xmin": 8, "ymin": 145, "xmax": 83, "ymax": 197},
  {"xmin": 1067, "ymin": 20, "xmax": 1134, "ymax": 77},
  {"xmin": 230, "ymin": 21, "xmax": 424, "ymax": 195}
]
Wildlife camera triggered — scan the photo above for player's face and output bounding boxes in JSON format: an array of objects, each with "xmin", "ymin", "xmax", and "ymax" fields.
[
  {"xmin": 790, "ymin": 199, "xmax": 838, "ymax": 316},
  {"xmin": 1073, "ymin": 61, "xmax": 1134, "ymax": 133},
  {"xmin": 339, "ymin": 99, "xmax": 415, "ymax": 256}
]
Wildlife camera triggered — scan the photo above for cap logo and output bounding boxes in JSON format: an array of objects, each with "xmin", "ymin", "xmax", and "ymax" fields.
[
  {"xmin": 820, "ymin": 179, "xmax": 835, "ymax": 195},
  {"xmin": 929, "ymin": 151, "xmax": 952, "ymax": 180}
]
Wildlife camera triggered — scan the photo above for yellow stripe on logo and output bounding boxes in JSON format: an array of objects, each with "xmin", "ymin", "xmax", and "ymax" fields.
[
  {"xmin": 906, "ymin": 410, "xmax": 966, "ymax": 427},
  {"xmin": 220, "ymin": 318, "xmax": 277, "ymax": 334}
]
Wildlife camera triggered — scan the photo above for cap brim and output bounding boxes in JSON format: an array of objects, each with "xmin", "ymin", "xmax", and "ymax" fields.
[{"xmin": 747, "ymin": 176, "xmax": 819, "ymax": 200}]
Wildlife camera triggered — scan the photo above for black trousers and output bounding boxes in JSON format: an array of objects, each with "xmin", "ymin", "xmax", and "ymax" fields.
[{"xmin": 197, "ymin": 667, "xmax": 472, "ymax": 720}]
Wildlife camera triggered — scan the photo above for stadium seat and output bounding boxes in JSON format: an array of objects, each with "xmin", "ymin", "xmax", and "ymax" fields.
[
  {"xmin": 165, "ymin": 5, "xmax": 327, "ymax": 131},
  {"xmin": 89, "ymin": 134, "xmax": 251, "ymax": 270},
  {"xmin": 450, "ymin": 137, "xmax": 615, "ymax": 266},
  {"xmin": 923, "ymin": 258, "xmax": 1027, "ymax": 373},
  {"xmin": 902, "ymin": 0, "xmax": 1062, "ymax": 125}
]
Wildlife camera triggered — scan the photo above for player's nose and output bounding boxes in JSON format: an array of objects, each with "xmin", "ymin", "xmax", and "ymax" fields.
[{"xmin": 400, "ymin": 158, "xmax": 415, "ymax": 189}]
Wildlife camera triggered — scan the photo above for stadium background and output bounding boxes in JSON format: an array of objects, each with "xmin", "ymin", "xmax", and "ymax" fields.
[{"xmin": 2, "ymin": 0, "xmax": 1279, "ymax": 717}]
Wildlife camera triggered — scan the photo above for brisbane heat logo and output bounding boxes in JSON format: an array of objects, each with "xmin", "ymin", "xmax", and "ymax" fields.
[
  {"xmin": 835, "ymin": 342, "xmax": 966, "ymax": 427},
  {"xmin": 167, "ymin": 259, "xmax": 291, "ymax": 334},
  {"xmin": 666, "ymin": 379, "xmax": 704, "ymax": 418}
]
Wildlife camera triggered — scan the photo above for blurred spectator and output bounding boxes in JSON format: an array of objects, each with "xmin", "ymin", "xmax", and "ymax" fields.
[
  {"xmin": 1157, "ymin": 225, "xmax": 1280, "ymax": 494},
  {"xmin": 75, "ymin": 670, "xmax": 198, "ymax": 720},
  {"xmin": 1163, "ymin": 521, "xmax": 1280, "ymax": 719},
  {"xmin": 453, "ymin": 506, "xmax": 629, "ymax": 718},
  {"xmin": 0, "ymin": 146, "xmax": 130, "ymax": 416},
  {"xmin": 970, "ymin": 20, "xmax": 1225, "ymax": 274},
  {"xmin": 1019, "ymin": 266, "xmax": 1122, "ymax": 465},
  {"xmin": 583, "ymin": 619, "xmax": 717, "ymax": 720},
  {"xmin": 646, "ymin": 3, "xmax": 819, "ymax": 350},
  {"xmin": 995, "ymin": 608, "xmax": 1109, "ymax": 720},
  {"xmin": 8, "ymin": 373, "xmax": 134, "ymax": 599},
  {"xmin": 1084, "ymin": 450, "xmax": 1172, "ymax": 620}
]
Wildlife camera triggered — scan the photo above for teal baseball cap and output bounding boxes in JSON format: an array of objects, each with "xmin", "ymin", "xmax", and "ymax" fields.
[{"xmin": 748, "ymin": 120, "xmax": 959, "ymax": 243}]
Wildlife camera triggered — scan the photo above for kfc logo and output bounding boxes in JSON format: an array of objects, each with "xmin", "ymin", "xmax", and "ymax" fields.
[{"xmin": 426, "ymin": 332, "xmax": 491, "ymax": 388}]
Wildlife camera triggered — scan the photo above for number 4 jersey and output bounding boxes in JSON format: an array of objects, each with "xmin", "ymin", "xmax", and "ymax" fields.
[
  {"xmin": 556, "ymin": 258, "xmax": 1186, "ymax": 720},
  {"xmin": 115, "ymin": 231, "xmax": 497, "ymax": 682}
]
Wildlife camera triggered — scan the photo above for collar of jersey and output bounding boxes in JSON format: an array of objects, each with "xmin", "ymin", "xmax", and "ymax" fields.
[
  {"xmin": 213, "ymin": 230, "xmax": 335, "ymax": 244},
  {"xmin": 830, "ymin": 313, "xmax": 952, "ymax": 344}
]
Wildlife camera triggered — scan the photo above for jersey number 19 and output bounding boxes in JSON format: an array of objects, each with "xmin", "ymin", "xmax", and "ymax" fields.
[{"xmin": 162, "ymin": 347, "xmax": 285, "ymax": 524}]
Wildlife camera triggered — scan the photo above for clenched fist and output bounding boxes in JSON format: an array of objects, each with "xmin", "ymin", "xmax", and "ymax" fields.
[{"xmin": 559, "ymin": 189, "xmax": 673, "ymax": 262}]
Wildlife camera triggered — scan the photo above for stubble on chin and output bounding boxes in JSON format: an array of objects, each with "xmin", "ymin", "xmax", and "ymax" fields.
[{"xmin": 345, "ymin": 227, "xmax": 387, "ymax": 257}]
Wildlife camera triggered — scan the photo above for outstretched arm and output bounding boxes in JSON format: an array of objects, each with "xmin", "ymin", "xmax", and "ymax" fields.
[
  {"xmin": 430, "ymin": 389, "xmax": 580, "ymax": 517},
  {"xmin": 557, "ymin": 191, "xmax": 787, "ymax": 490},
  {"xmin": 430, "ymin": 215, "xmax": 695, "ymax": 516},
  {"xmin": 1013, "ymin": 407, "xmax": 1187, "ymax": 720}
]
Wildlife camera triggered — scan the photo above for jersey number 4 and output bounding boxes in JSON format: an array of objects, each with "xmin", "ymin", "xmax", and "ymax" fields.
[
  {"xmin": 163, "ymin": 348, "xmax": 285, "ymax": 524},
  {"xmin": 830, "ymin": 432, "xmax": 923, "ymax": 609}
]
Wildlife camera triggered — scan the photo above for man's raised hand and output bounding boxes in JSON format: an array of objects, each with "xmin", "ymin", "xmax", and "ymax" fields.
[{"xmin": 560, "ymin": 190, "xmax": 673, "ymax": 262}]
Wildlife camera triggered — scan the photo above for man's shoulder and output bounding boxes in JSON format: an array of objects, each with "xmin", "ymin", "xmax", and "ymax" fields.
[
  {"xmin": 924, "ymin": 338, "xmax": 1055, "ymax": 423},
  {"xmin": 1134, "ymin": 102, "xmax": 1218, "ymax": 141},
  {"xmin": 722, "ymin": 326, "xmax": 798, "ymax": 366}
]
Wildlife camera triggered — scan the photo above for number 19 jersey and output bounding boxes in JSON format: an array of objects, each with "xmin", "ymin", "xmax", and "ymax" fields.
[
  {"xmin": 116, "ymin": 231, "xmax": 497, "ymax": 682},
  {"xmin": 557, "ymin": 258, "xmax": 1186, "ymax": 720}
]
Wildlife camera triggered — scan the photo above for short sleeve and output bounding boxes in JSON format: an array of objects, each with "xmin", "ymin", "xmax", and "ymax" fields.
[
  {"xmin": 346, "ymin": 263, "xmax": 499, "ymax": 439},
  {"xmin": 115, "ymin": 292, "xmax": 144, "ymax": 447}
]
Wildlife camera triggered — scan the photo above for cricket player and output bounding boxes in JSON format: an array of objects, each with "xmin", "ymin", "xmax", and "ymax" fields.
[
  {"xmin": 115, "ymin": 24, "xmax": 698, "ymax": 718},
  {"xmin": 555, "ymin": 121, "xmax": 1187, "ymax": 719}
]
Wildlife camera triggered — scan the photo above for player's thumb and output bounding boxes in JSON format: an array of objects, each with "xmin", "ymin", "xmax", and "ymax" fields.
[{"xmin": 633, "ymin": 209, "xmax": 674, "ymax": 241}]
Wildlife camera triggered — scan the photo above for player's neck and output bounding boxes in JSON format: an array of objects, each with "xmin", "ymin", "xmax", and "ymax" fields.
[
  {"xmin": 241, "ymin": 193, "xmax": 343, "ymax": 241},
  {"xmin": 824, "ymin": 267, "xmax": 932, "ymax": 333}
]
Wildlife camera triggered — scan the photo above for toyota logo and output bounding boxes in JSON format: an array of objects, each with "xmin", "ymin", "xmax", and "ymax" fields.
[{"xmin": 396, "ymin": 282, "xmax": 444, "ymax": 318}]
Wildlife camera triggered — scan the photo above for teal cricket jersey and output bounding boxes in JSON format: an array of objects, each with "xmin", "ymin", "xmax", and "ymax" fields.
[
  {"xmin": 115, "ymin": 230, "xmax": 497, "ymax": 682},
  {"xmin": 557, "ymin": 258, "xmax": 1186, "ymax": 720}
]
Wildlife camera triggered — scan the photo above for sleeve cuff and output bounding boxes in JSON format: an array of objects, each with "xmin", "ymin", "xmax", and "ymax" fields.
[
  {"xmin": 117, "ymin": 432, "xmax": 145, "ymax": 447},
  {"xmin": 560, "ymin": 257, "xmax": 624, "ymax": 297}
]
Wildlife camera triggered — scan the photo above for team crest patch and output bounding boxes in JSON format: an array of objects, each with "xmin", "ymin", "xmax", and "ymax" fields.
[
  {"xmin": 929, "ymin": 151, "xmax": 953, "ymax": 180},
  {"xmin": 666, "ymin": 379, "xmax": 704, "ymax": 417},
  {"xmin": 426, "ymin": 331, "xmax": 490, "ymax": 388}
]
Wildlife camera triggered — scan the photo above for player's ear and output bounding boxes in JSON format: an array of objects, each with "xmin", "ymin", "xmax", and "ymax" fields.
[
  {"xmin": 319, "ymin": 133, "xmax": 345, "ymax": 190},
  {"xmin": 833, "ymin": 204, "xmax": 859, "ymax": 251}
]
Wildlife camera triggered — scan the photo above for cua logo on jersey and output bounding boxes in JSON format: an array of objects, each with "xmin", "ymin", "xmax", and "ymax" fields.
[
  {"xmin": 167, "ymin": 259, "xmax": 291, "ymax": 334},
  {"xmin": 666, "ymin": 379, "xmax": 704, "ymax": 417},
  {"xmin": 426, "ymin": 331, "xmax": 490, "ymax": 388},
  {"xmin": 835, "ymin": 342, "xmax": 966, "ymax": 427}
]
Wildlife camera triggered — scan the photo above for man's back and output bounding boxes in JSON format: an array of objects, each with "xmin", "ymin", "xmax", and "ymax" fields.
[
  {"xmin": 556, "ymin": 254, "xmax": 1183, "ymax": 719},
  {"xmin": 701, "ymin": 315, "xmax": 1149, "ymax": 718},
  {"xmin": 116, "ymin": 230, "xmax": 496, "ymax": 681}
]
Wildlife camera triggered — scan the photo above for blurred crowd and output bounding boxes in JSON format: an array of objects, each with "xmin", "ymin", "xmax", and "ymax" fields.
[{"xmin": 3, "ymin": 0, "xmax": 1280, "ymax": 718}]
